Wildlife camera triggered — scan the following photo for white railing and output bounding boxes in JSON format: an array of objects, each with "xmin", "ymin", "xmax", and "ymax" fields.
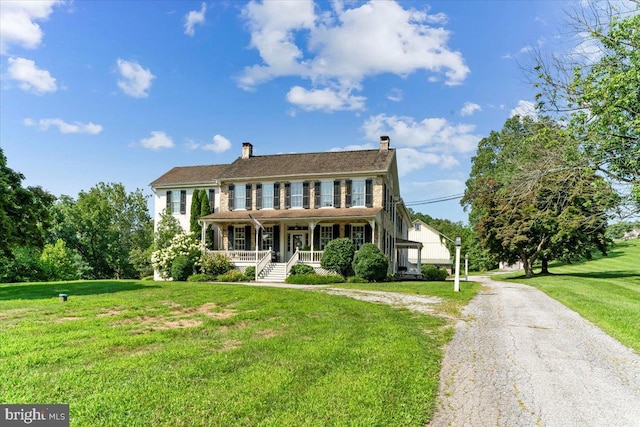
[
  {"xmin": 285, "ymin": 249, "xmax": 300, "ymax": 277},
  {"xmin": 205, "ymin": 249, "xmax": 271, "ymax": 262},
  {"xmin": 256, "ymin": 248, "xmax": 272, "ymax": 277},
  {"xmin": 299, "ymin": 250, "xmax": 323, "ymax": 264}
]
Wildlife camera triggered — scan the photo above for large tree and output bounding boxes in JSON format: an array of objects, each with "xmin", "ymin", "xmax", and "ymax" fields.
[
  {"xmin": 534, "ymin": 3, "xmax": 639, "ymax": 212},
  {"xmin": 463, "ymin": 116, "xmax": 618, "ymax": 277}
]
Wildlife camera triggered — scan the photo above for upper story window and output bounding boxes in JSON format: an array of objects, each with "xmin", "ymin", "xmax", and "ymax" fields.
[
  {"xmin": 414, "ymin": 223, "xmax": 421, "ymax": 231},
  {"xmin": 291, "ymin": 182, "xmax": 303, "ymax": 208},
  {"xmin": 321, "ymin": 181, "xmax": 333, "ymax": 207},
  {"xmin": 166, "ymin": 190, "xmax": 186, "ymax": 215},
  {"xmin": 352, "ymin": 180, "xmax": 365, "ymax": 207},
  {"xmin": 262, "ymin": 183, "xmax": 274, "ymax": 209},
  {"xmin": 234, "ymin": 184, "xmax": 246, "ymax": 210}
]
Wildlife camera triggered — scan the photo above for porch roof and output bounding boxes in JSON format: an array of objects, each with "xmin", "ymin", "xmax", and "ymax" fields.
[
  {"xmin": 395, "ymin": 237, "xmax": 423, "ymax": 249},
  {"xmin": 200, "ymin": 207, "xmax": 382, "ymax": 223}
]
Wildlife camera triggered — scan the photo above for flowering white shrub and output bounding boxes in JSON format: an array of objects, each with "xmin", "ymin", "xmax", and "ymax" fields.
[{"xmin": 151, "ymin": 233, "xmax": 201, "ymax": 279}]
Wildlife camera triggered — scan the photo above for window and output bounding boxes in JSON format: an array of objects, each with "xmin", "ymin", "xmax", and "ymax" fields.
[
  {"xmin": 208, "ymin": 189, "xmax": 215, "ymax": 213},
  {"xmin": 166, "ymin": 190, "xmax": 186, "ymax": 214},
  {"xmin": 233, "ymin": 227, "xmax": 246, "ymax": 250},
  {"xmin": 352, "ymin": 180, "xmax": 365, "ymax": 207},
  {"xmin": 414, "ymin": 223, "xmax": 421, "ymax": 231},
  {"xmin": 320, "ymin": 225, "xmax": 333, "ymax": 250},
  {"xmin": 262, "ymin": 183, "xmax": 274, "ymax": 209},
  {"xmin": 261, "ymin": 226, "xmax": 274, "ymax": 250},
  {"xmin": 234, "ymin": 184, "xmax": 246, "ymax": 210},
  {"xmin": 321, "ymin": 181, "xmax": 333, "ymax": 207},
  {"xmin": 351, "ymin": 225, "xmax": 365, "ymax": 249},
  {"xmin": 291, "ymin": 182, "xmax": 303, "ymax": 208}
]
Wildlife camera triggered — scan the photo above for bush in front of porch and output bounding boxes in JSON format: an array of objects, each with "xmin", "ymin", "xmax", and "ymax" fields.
[
  {"xmin": 320, "ymin": 238, "xmax": 355, "ymax": 277},
  {"xmin": 352, "ymin": 243, "xmax": 388, "ymax": 282}
]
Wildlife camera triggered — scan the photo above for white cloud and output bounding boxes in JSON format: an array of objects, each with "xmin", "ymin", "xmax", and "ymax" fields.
[
  {"xmin": 0, "ymin": 1, "xmax": 61, "ymax": 54},
  {"xmin": 286, "ymin": 86, "xmax": 366, "ymax": 111},
  {"xmin": 396, "ymin": 148, "xmax": 458, "ymax": 177},
  {"xmin": 362, "ymin": 113, "xmax": 479, "ymax": 153},
  {"xmin": 202, "ymin": 134, "xmax": 232, "ymax": 153},
  {"xmin": 239, "ymin": 0, "xmax": 469, "ymax": 111},
  {"xmin": 184, "ymin": 2, "xmax": 207, "ymax": 36},
  {"xmin": 24, "ymin": 117, "xmax": 103, "ymax": 134},
  {"xmin": 510, "ymin": 100, "xmax": 538, "ymax": 118},
  {"xmin": 7, "ymin": 57, "xmax": 57, "ymax": 94},
  {"xmin": 387, "ymin": 88, "xmax": 403, "ymax": 102},
  {"xmin": 460, "ymin": 101, "xmax": 481, "ymax": 116},
  {"xmin": 140, "ymin": 131, "xmax": 174, "ymax": 150},
  {"xmin": 329, "ymin": 143, "xmax": 376, "ymax": 152},
  {"xmin": 116, "ymin": 59, "xmax": 155, "ymax": 98}
]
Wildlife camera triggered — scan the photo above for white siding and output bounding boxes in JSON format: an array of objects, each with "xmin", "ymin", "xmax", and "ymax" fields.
[
  {"xmin": 407, "ymin": 220, "xmax": 451, "ymax": 264},
  {"xmin": 153, "ymin": 187, "xmax": 221, "ymax": 233}
]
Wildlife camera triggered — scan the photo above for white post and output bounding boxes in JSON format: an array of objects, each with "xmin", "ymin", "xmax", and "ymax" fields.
[
  {"xmin": 454, "ymin": 237, "xmax": 461, "ymax": 292},
  {"xmin": 255, "ymin": 225, "xmax": 259, "ymax": 281},
  {"xmin": 465, "ymin": 253, "xmax": 468, "ymax": 281}
]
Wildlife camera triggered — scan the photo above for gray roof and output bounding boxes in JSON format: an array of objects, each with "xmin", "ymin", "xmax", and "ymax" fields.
[{"xmin": 150, "ymin": 164, "xmax": 228, "ymax": 187}]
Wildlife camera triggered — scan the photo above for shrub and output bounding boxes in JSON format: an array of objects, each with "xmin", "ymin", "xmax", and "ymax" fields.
[
  {"xmin": 40, "ymin": 239, "xmax": 89, "ymax": 281},
  {"xmin": 290, "ymin": 264, "xmax": 315, "ymax": 275},
  {"xmin": 199, "ymin": 252, "xmax": 233, "ymax": 276},
  {"xmin": 0, "ymin": 246, "xmax": 47, "ymax": 283},
  {"xmin": 187, "ymin": 274, "xmax": 215, "ymax": 282},
  {"xmin": 352, "ymin": 243, "xmax": 389, "ymax": 282},
  {"xmin": 285, "ymin": 274, "xmax": 344, "ymax": 285},
  {"xmin": 321, "ymin": 238, "xmax": 355, "ymax": 277},
  {"xmin": 151, "ymin": 233, "xmax": 200, "ymax": 279},
  {"xmin": 347, "ymin": 276, "xmax": 368, "ymax": 283},
  {"xmin": 171, "ymin": 255, "xmax": 194, "ymax": 281},
  {"xmin": 421, "ymin": 265, "xmax": 449, "ymax": 281},
  {"xmin": 141, "ymin": 275, "xmax": 155, "ymax": 281},
  {"xmin": 217, "ymin": 269, "xmax": 246, "ymax": 282},
  {"xmin": 244, "ymin": 266, "xmax": 256, "ymax": 280}
]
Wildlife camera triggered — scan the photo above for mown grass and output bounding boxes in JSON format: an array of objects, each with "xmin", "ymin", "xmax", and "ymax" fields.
[
  {"xmin": 0, "ymin": 278, "xmax": 477, "ymax": 426},
  {"xmin": 498, "ymin": 239, "xmax": 640, "ymax": 353}
]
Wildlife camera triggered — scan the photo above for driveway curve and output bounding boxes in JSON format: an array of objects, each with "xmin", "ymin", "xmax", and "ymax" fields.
[{"xmin": 429, "ymin": 276, "xmax": 640, "ymax": 427}]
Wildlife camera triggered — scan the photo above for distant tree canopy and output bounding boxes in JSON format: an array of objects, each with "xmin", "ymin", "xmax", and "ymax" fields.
[{"xmin": 462, "ymin": 115, "xmax": 618, "ymax": 277}]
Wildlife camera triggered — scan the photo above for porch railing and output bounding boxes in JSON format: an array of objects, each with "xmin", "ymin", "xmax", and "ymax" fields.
[
  {"xmin": 205, "ymin": 249, "xmax": 271, "ymax": 263},
  {"xmin": 298, "ymin": 250, "xmax": 324, "ymax": 264},
  {"xmin": 285, "ymin": 249, "xmax": 300, "ymax": 277},
  {"xmin": 256, "ymin": 248, "xmax": 272, "ymax": 277}
]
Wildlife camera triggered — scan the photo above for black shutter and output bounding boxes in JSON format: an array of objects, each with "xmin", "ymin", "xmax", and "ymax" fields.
[
  {"xmin": 246, "ymin": 184, "xmax": 252, "ymax": 211},
  {"xmin": 313, "ymin": 224, "xmax": 320, "ymax": 249},
  {"xmin": 256, "ymin": 184, "xmax": 262, "ymax": 210},
  {"xmin": 303, "ymin": 181, "xmax": 310, "ymax": 209},
  {"xmin": 333, "ymin": 224, "xmax": 340, "ymax": 239},
  {"xmin": 314, "ymin": 181, "xmax": 321, "ymax": 208},
  {"xmin": 209, "ymin": 189, "xmax": 215, "ymax": 213},
  {"xmin": 345, "ymin": 224, "xmax": 352, "ymax": 239},
  {"xmin": 345, "ymin": 179, "xmax": 352, "ymax": 208},
  {"xmin": 274, "ymin": 183, "xmax": 280, "ymax": 210},
  {"xmin": 273, "ymin": 225, "xmax": 280, "ymax": 259},
  {"xmin": 333, "ymin": 180, "xmax": 341, "ymax": 208},
  {"xmin": 365, "ymin": 224, "xmax": 372, "ymax": 243},
  {"xmin": 284, "ymin": 182, "xmax": 291, "ymax": 209},
  {"xmin": 180, "ymin": 190, "xmax": 187, "ymax": 214},
  {"xmin": 228, "ymin": 184, "xmax": 235, "ymax": 211},
  {"xmin": 166, "ymin": 191, "xmax": 172, "ymax": 213},
  {"xmin": 228, "ymin": 226, "xmax": 234, "ymax": 250},
  {"xmin": 365, "ymin": 179, "xmax": 373, "ymax": 208},
  {"xmin": 383, "ymin": 184, "xmax": 387, "ymax": 212},
  {"xmin": 245, "ymin": 226, "xmax": 252, "ymax": 250}
]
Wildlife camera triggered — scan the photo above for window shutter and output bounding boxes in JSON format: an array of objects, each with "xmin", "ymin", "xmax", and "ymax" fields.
[
  {"xmin": 228, "ymin": 184, "xmax": 235, "ymax": 211},
  {"xmin": 332, "ymin": 224, "xmax": 340, "ymax": 239},
  {"xmin": 365, "ymin": 224, "xmax": 372, "ymax": 243},
  {"xmin": 284, "ymin": 182, "xmax": 291, "ymax": 209},
  {"xmin": 209, "ymin": 189, "xmax": 215, "ymax": 213},
  {"xmin": 245, "ymin": 226, "xmax": 252, "ymax": 250},
  {"xmin": 274, "ymin": 183, "xmax": 280, "ymax": 210},
  {"xmin": 256, "ymin": 184, "xmax": 262, "ymax": 210},
  {"xmin": 273, "ymin": 225, "xmax": 280, "ymax": 256},
  {"xmin": 227, "ymin": 226, "xmax": 234, "ymax": 250},
  {"xmin": 303, "ymin": 181, "xmax": 310, "ymax": 209},
  {"xmin": 333, "ymin": 180, "xmax": 341, "ymax": 208},
  {"xmin": 365, "ymin": 179, "xmax": 373, "ymax": 208},
  {"xmin": 314, "ymin": 181, "xmax": 321, "ymax": 208},
  {"xmin": 313, "ymin": 224, "xmax": 320, "ymax": 249},
  {"xmin": 246, "ymin": 184, "xmax": 252, "ymax": 211},
  {"xmin": 166, "ymin": 191, "xmax": 172, "ymax": 213},
  {"xmin": 345, "ymin": 224, "xmax": 352, "ymax": 239},
  {"xmin": 180, "ymin": 190, "xmax": 187, "ymax": 214},
  {"xmin": 345, "ymin": 180, "xmax": 352, "ymax": 208},
  {"xmin": 383, "ymin": 184, "xmax": 387, "ymax": 212}
]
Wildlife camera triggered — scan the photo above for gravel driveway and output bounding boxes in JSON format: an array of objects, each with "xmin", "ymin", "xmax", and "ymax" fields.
[{"xmin": 429, "ymin": 276, "xmax": 640, "ymax": 427}]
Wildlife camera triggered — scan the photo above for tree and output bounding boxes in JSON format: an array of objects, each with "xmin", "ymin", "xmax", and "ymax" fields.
[
  {"xmin": 190, "ymin": 189, "xmax": 202, "ymax": 235},
  {"xmin": 352, "ymin": 243, "xmax": 388, "ymax": 281},
  {"xmin": 199, "ymin": 190, "xmax": 214, "ymax": 247},
  {"xmin": 463, "ymin": 116, "xmax": 618, "ymax": 277},
  {"xmin": 321, "ymin": 238, "xmax": 356, "ymax": 277},
  {"xmin": 533, "ymin": 3, "xmax": 640, "ymax": 213},
  {"xmin": 154, "ymin": 209, "xmax": 183, "ymax": 251},
  {"xmin": 41, "ymin": 239, "xmax": 89, "ymax": 281}
]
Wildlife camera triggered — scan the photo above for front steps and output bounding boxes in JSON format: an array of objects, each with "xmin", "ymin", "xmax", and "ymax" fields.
[{"xmin": 257, "ymin": 262, "xmax": 287, "ymax": 282}]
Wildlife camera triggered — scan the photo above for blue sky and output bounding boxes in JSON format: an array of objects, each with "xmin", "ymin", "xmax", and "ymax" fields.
[{"xmin": 1, "ymin": 0, "xmax": 574, "ymax": 223}]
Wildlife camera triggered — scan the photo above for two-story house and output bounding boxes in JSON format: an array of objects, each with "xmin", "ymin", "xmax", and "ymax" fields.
[{"xmin": 150, "ymin": 136, "xmax": 417, "ymax": 281}]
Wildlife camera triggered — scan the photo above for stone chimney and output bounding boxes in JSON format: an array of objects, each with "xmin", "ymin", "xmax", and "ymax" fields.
[
  {"xmin": 242, "ymin": 142, "xmax": 253, "ymax": 159},
  {"xmin": 379, "ymin": 135, "xmax": 390, "ymax": 152}
]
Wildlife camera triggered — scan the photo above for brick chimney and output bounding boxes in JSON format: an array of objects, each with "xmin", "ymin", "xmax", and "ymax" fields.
[
  {"xmin": 379, "ymin": 135, "xmax": 390, "ymax": 152},
  {"xmin": 242, "ymin": 142, "xmax": 253, "ymax": 159}
]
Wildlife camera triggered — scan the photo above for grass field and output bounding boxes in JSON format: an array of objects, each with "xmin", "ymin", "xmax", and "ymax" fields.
[
  {"xmin": 500, "ymin": 239, "xmax": 640, "ymax": 353},
  {"xmin": 0, "ymin": 279, "xmax": 477, "ymax": 426}
]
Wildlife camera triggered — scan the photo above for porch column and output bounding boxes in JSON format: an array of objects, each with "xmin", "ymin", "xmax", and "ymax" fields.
[
  {"xmin": 309, "ymin": 221, "xmax": 316, "ymax": 260},
  {"xmin": 199, "ymin": 220, "xmax": 206, "ymax": 250},
  {"xmin": 417, "ymin": 243, "xmax": 422, "ymax": 275},
  {"xmin": 369, "ymin": 219, "xmax": 377, "ymax": 248}
]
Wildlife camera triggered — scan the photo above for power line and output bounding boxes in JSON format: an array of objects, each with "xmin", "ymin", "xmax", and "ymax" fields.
[{"xmin": 403, "ymin": 194, "xmax": 464, "ymax": 206}]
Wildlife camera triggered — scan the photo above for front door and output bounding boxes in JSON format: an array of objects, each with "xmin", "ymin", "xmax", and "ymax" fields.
[{"xmin": 287, "ymin": 232, "xmax": 308, "ymax": 260}]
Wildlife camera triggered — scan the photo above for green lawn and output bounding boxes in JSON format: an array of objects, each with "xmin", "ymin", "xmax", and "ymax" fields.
[
  {"xmin": 0, "ymin": 279, "xmax": 477, "ymax": 426},
  {"xmin": 499, "ymin": 239, "xmax": 640, "ymax": 353}
]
